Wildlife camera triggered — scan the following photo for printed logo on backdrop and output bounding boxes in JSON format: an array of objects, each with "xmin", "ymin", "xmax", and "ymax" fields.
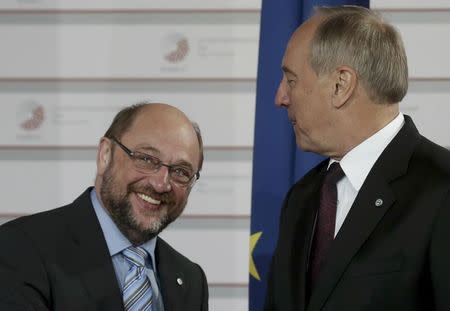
[
  {"xmin": 17, "ymin": 100, "xmax": 45, "ymax": 131},
  {"xmin": 160, "ymin": 33, "xmax": 189, "ymax": 73},
  {"xmin": 16, "ymin": 100, "xmax": 45, "ymax": 142}
]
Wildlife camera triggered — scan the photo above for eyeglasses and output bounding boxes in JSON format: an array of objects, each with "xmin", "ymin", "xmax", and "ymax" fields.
[{"xmin": 109, "ymin": 137, "xmax": 200, "ymax": 187}]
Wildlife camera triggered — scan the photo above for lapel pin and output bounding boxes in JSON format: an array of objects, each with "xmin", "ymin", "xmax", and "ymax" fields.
[
  {"xmin": 375, "ymin": 198, "xmax": 383, "ymax": 207},
  {"xmin": 177, "ymin": 278, "xmax": 183, "ymax": 285}
]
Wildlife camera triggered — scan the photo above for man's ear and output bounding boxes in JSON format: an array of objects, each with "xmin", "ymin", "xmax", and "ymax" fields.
[
  {"xmin": 97, "ymin": 137, "xmax": 112, "ymax": 176},
  {"xmin": 331, "ymin": 65, "xmax": 357, "ymax": 109}
]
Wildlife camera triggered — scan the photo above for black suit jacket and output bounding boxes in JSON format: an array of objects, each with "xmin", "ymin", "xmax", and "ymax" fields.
[
  {"xmin": 0, "ymin": 188, "xmax": 208, "ymax": 311},
  {"xmin": 265, "ymin": 116, "xmax": 450, "ymax": 311}
]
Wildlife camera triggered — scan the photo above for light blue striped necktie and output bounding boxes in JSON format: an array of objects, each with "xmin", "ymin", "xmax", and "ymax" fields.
[{"xmin": 122, "ymin": 246, "xmax": 154, "ymax": 311}]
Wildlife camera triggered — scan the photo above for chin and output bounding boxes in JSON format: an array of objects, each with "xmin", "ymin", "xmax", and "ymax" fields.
[
  {"xmin": 295, "ymin": 131, "xmax": 318, "ymax": 153},
  {"xmin": 133, "ymin": 208, "xmax": 166, "ymax": 231},
  {"xmin": 296, "ymin": 138, "xmax": 310, "ymax": 152}
]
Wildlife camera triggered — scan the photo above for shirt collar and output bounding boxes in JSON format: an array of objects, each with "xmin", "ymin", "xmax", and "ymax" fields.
[
  {"xmin": 90, "ymin": 189, "xmax": 157, "ymax": 269},
  {"xmin": 332, "ymin": 113, "xmax": 405, "ymax": 191}
]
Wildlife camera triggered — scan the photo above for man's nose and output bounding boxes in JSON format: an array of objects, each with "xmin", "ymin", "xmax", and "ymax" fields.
[
  {"xmin": 275, "ymin": 76, "xmax": 290, "ymax": 107},
  {"xmin": 147, "ymin": 166, "xmax": 172, "ymax": 193}
]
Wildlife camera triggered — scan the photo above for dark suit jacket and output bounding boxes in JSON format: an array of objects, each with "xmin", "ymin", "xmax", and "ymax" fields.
[
  {"xmin": 0, "ymin": 188, "xmax": 208, "ymax": 311},
  {"xmin": 265, "ymin": 116, "xmax": 450, "ymax": 311}
]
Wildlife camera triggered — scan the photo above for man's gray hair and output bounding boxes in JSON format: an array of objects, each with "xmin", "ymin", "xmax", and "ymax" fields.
[{"xmin": 310, "ymin": 5, "xmax": 408, "ymax": 104}]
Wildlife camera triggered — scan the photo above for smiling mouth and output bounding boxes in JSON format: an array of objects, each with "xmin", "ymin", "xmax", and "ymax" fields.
[{"xmin": 137, "ymin": 192, "xmax": 161, "ymax": 205}]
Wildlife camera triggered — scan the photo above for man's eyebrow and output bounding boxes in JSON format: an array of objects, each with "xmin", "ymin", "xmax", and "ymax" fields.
[
  {"xmin": 173, "ymin": 160, "xmax": 195, "ymax": 170},
  {"xmin": 139, "ymin": 146, "xmax": 160, "ymax": 155},
  {"xmin": 282, "ymin": 66, "xmax": 297, "ymax": 77},
  {"xmin": 139, "ymin": 146, "xmax": 195, "ymax": 170}
]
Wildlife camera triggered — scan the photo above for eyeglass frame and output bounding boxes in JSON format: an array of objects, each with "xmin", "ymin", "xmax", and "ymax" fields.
[{"xmin": 108, "ymin": 137, "xmax": 200, "ymax": 187}]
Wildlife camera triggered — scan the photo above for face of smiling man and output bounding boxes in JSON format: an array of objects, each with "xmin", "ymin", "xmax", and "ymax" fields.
[{"xmin": 95, "ymin": 104, "xmax": 200, "ymax": 245}]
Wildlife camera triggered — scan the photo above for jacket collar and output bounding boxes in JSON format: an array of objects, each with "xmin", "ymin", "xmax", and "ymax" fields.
[
  {"xmin": 307, "ymin": 115, "xmax": 421, "ymax": 310},
  {"xmin": 66, "ymin": 188, "xmax": 125, "ymax": 311}
]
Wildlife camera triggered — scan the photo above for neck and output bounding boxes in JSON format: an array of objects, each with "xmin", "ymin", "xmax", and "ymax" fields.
[{"xmin": 332, "ymin": 102, "xmax": 399, "ymax": 159}]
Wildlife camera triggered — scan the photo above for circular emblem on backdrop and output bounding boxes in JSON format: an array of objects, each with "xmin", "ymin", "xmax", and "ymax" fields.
[
  {"xmin": 17, "ymin": 101, "xmax": 45, "ymax": 131},
  {"xmin": 162, "ymin": 33, "xmax": 190, "ymax": 63}
]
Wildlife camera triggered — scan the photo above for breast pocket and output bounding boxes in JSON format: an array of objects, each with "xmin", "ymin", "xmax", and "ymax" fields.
[{"xmin": 347, "ymin": 256, "xmax": 403, "ymax": 278}]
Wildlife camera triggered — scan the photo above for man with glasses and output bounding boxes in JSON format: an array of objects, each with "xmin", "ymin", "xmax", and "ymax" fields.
[{"xmin": 0, "ymin": 103, "xmax": 208, "ymax": 311}]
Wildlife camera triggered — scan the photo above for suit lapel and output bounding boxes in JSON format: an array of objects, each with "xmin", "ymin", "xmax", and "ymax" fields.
[
  {"xmin": 66, "ymin": 189, "xmax": 124, "ymax": 311},
  {"xmin": 307, "ymin": 170, "xmax": 395, "ymax": 310},
  {"xmin": 287, "ymin": 163, "xmax": 327, "ymax": 310},
  {"xmin": 156, "ymin": 238, "xmax": 186, "ymax": 311},
  {"xmin": 307, "ymin": 116, "xmax": 421, "ymax": 310}
]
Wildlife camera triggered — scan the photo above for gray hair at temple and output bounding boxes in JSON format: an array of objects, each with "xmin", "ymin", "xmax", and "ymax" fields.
[
  {"xmin": 104, "ymin": 102, "xmax": 204, "ymax": 172},
  {"xmin": 310, "ymin": 5, "xmax": 408, "ymax": 104}
]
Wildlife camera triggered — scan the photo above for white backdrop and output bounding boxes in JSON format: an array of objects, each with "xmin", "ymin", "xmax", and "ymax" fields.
[{"xmin": 1, "ymin": 1, "xmax": 450, "ymax": 309}]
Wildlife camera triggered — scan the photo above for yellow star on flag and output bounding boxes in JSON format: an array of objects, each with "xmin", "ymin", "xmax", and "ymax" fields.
[{"xmin": 249, "ymin": 231, "xmax": 262, "ymax": 281}]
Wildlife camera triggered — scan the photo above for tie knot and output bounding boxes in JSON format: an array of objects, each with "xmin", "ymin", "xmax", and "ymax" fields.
[
  {"xmin": 324, "ymin": 162, "xmax": 345, "ymax": 185},
  {"xmin": 122, "ymin": 246, "xmax": 148, "ymax": 268}
]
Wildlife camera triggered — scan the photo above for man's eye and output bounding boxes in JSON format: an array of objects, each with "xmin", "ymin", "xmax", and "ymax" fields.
[
  {"xmin": 137, "ymin": 154, "xmax": 159, "ymax": 165},
  {"xmin": 173, "ymin": 167, "xmax": 191, "ymax": 178}
]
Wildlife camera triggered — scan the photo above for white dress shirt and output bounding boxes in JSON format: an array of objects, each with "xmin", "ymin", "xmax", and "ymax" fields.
[{"xmin": 330, "ymin": 113, "xmax": 405, "ymax": 237}]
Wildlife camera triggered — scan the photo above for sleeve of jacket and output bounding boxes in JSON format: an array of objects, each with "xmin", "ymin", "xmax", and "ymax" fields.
[
  {"xmin": 0, "ymin": 222, "xmax": 51, "ymax": 311},
  {"xmin": 198, "ymin": 263, "xmax": 209, "ymax": 311},
  {"xmin": 263, "ymin": 186, "xmax": 295, "ymax": 311},
  {"xmin": 430, "ymin": 189, "xmax": 450, "ymax": 310},
  {"xmin": 264, "ymin": 255, "xmax": 276, "ymax": 311}
]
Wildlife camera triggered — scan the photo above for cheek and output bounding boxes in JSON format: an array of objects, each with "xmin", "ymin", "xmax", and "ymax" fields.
[
  {"xmin": 291, "ymin": 91, "xmax": 308, "ymax": 116},
  {"xmin": 170, "ymin": 189, "xmax": 188, "ymax": 212},
  {"xmin": 173, "ymin": 188, "xmax": 187, "ymax": 204},
  {"xmin": 120, "ymin": 170, "xmax": 148, "ymax": 192},
  {"xmin": 291, "ymin": 85, "xmax": 310, "ymax": 104}
]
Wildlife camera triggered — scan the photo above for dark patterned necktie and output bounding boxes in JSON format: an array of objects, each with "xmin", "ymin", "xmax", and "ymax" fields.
[{"xmin": 309, "ymin": 162, "xmax": 345, "ymax": 290}]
